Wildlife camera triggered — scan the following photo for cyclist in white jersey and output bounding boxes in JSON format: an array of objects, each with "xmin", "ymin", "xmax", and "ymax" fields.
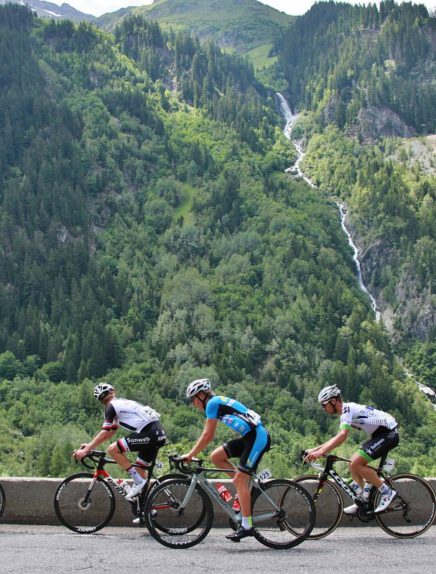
[
  {"xmin": 305, "ymin": 385, "xmax": 399, "ymax": 514},
  {"xmin": 74, "ymin": 383, "xmax": 166, "ymax": 500}
]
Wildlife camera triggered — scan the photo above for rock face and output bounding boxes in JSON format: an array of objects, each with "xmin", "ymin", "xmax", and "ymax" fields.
[
  {"xmin": 355, "ymin": 106, "xmax": 416, "ymax": 142},
  {"xmin": 358, "ymin": 238, "xmax": 434, "ymax": 342}
]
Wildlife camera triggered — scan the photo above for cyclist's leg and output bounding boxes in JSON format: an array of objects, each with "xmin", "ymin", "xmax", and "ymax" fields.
[
  {"xmin": 349, "ymin": 453, "xmax": 380, "ymax": 488},
  {"xmin": 210, "ymin": 444, "xmax": 238, "ymax": 476},
  {"xmin": 122, "ymin": 422, "xmax": 167, "ymax": 495},
  {"xmin": 355, "ymin": 428, "xmax": 399, "ymax": 489},
  {"xmin": 231, "ymin": 428, "xmax": 271, "ymax": 531},
  {"xmin": 107, "ymin": 439, "xmax": 135, "ymax": 471}
]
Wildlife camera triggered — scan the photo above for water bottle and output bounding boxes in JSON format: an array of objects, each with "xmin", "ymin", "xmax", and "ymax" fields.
[
  {"xmin": 116, "ymin": 479, "xmax": 131, "ymax": 494},
  {"xmin": 383, "ymin": 458, "xmax": 395, "ymax": 473},
  {"xmin": 216, "ymin": 483, "xmax": 233, "ymax": 503}
]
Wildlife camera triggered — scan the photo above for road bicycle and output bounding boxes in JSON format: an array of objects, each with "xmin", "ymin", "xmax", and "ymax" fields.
[
  {"xmin": 0, "ymin": 481, "xmax": 5, "ymax": 519},
  {"xmin": 295, "ymin": 451, "xmax": 435, "ymax": 539},
  {"xmin": 143, "ymin": 455, "xmax": 315, "ymax": 549},
  {"xmin": 54, "ymin": 449, "xmax": 182, "ymax": 533}
]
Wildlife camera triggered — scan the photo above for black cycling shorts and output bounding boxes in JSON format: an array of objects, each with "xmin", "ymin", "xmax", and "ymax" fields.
[
  {"xmin": 117, "ymin": 420, "xmax": 167, "ymax": 468},
  {"xmin": 359, "ymin": 427, "xmax": 399, "ymax": 462},
  {"xmin": 223, "ymin": 426, "xmax": 271, "ymax": 474}
]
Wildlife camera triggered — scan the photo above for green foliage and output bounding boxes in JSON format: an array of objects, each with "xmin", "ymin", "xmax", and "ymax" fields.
[
  {"xmin": 275, "ymin": 1, "xmax": 435, "ymax": 133},
  {"xmin": 300, "ymin": 124, "xmax": 435, "ymax": 353},
  {"xmin": 0, "ymin": 5, "xmax": 434, "ymax": 478},
  {"xmin": 102, "ymin": 0, "xmax": 294, "ymax": 60}
]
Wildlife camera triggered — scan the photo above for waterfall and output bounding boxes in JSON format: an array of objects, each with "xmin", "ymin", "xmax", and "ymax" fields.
[
  {"xmin": 277, "ymin": 92, "xmax": 435, "ymax": 408},
  {"xmin": 276, "ymin": 93, "xmax": 381, "ymax": 321}
]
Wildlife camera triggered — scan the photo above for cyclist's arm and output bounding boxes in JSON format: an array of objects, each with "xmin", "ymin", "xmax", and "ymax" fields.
[
  {"xmin": 74, "ymin": 429, "xmax": 117, "ymax": 460},
  {"xmin": 305, "ymin": 429, "xmax": 349, "ymax": 461},
  {"xmin": 184, "ymin": 418, "xmax": 218, "ymax": 461}
]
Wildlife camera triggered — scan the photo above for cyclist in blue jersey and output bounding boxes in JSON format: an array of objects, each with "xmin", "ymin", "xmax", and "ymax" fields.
[{"xmin": 182, "ymin": 378, "xmax": 271, "ymax": 542}]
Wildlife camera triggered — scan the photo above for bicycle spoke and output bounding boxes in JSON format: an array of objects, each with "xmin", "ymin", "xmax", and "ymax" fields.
[
  {"xmin": 145, "ymin": 478, "xmax": 213, "ymax": 548},
  {"xmin": 294, "ymin": 475, "xmax": 343, "ymax": 539},
  {"xmin": 251, "ymin": 479, "xmax": 315, "ymax": 549},
  {"xmin": 54, "ymin": 473, "xmax": 115, "ymax": 533},
  {"xmin": 375, "ymin": 474, "xmax": 436, "ymax": 538}
]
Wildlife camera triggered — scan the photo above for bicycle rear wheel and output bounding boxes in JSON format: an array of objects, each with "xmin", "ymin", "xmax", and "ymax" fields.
[
  {"xmin": 144, "ymin": 478, "xmax": 213, "ymax": 548},
  {"xmin": 0, "ymin": 482, "xmax": 5, "ymax": 518},
  {"xmin": 294, "ymin": 475, "xmax": 343, "ymax": 539},
  {"xmin": 251, "ymin": 479, "xmax": 315, "ymax": 549},
  {"xmin": 374, "ymin": 473, "xmax": 436, "ymax": 538},
  {"xmin": 54, "ymin": 472, "xmax": 115, "ymax": 533}
]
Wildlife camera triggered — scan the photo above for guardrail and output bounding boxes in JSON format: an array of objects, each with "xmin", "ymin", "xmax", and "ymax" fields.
[{"xmin": 0, "ymin": 477, "xmax": 435, "ymax": 527}]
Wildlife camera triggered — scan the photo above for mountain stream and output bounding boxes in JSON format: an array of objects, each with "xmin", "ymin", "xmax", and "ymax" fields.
[{"xmin": 277, "ymin": 93, "xmax": 436, "ymax": 406}]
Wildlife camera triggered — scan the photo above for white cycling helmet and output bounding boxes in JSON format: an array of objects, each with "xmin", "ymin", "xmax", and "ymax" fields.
[
  {"xmin": 94, "ymin": 382, "xmax": 114, "ymax": 401},
  {"xmin": 318, "ymin": 385, "xmax": 341, "ymax": 403},
  {"xmin": 186, "ymin": 378, "xmax": 211, "ymax": 399}
]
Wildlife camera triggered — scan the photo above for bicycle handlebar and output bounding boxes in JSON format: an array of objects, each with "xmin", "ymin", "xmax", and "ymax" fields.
[
  {"xmin": 300, "ymin": 450, "xmax": 350, "ymax": 470},
  {"xmin": 74, "ymin": 449, "xmax": 114, "ymax": 470},
  {"xmin": 168, "ymin": 455, "xmax": 203, "ymax": 474}
]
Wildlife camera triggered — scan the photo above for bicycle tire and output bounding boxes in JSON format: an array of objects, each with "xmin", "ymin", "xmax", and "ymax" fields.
[
  {"xmin": 144, "ymin": 478, "xmax": 213, "ymax": 548},
  {"xmin": 54, "ymin": 472, "xmax": 115, "ymax": 534},
  {"xmin": 251, "ymin": 479, "xmax": 315, "ymax": 549},
  {"xmin": 294, "ymin": 475, "xmax": 343, "ymax": 539},
  {"xmin": 374, "ymin": 473, "xmax": 436, "ymax": 538},
  {"xmin": 0, "ymin": 482, "xmax": 5, "ymax": 518},
  {"xmin": 146, "ymin": 473, "xmax": 204, "ymax": 534}
]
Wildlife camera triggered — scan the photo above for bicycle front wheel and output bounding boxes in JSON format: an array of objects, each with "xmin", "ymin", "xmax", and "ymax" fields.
[
  {"xmin": 251, "ymin": 479, "xmax": 315, "ymax": 549},
  {"xmin": 374, "ymin": 473, "xmax": 436, "ymax": 538},
  {"xmin": 294, "ymin": 475, "xmax": 343, "ymax": 539},
  {"xmin": 54, "ymin": 472, "xmax": 115, "ymax": 533},
  {"xmin": 144, "ymin": 478, "xmax": 213, "ymax": 548},
  {"xmin": 0, "ymin": 482, "xmax": 5, "ymax": 518}
]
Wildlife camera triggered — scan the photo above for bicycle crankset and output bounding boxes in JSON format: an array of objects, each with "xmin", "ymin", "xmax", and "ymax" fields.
[{"xmin": 356, "ymin": 508, "xmax": 375, "ymax": 523}]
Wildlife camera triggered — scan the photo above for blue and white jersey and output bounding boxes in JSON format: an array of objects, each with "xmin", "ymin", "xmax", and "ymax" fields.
[
  {"xmin": 339, "ymin": 402, "xmax": 397, "ymax": 435},
  {"xmin": 205, "ymin": 395, "xmax": 262, "ymax": 436}
]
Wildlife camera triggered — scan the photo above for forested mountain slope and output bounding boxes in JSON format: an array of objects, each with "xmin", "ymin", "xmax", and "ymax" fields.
[
  {"xmin": 274, "ymin": 1, "xmax": 435, "ymax": 386},
  {"xmin": 98, "ymin": 0, "xmax": 293, "ymax": 70},
  {"xmin": 0, "ymin": 4, "xmax": 434, "ymax": 477},
  {"xmin": 275, "ymin": 0, "xmax": 435, "ymax": 136}
]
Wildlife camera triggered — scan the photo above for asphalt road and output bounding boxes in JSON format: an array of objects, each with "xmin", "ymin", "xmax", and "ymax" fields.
[{"xmin": 0, "ymin": 525, "xmax": 434, "ymax": 574}]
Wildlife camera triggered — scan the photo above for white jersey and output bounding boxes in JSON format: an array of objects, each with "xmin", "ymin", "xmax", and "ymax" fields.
[
  {"xmin": 339, "ymin": 402, "xmax": 397, "ymax": 435},
  {"xmin": 102, "ymin": 398, "xmax": 160, "ymax": 432}
]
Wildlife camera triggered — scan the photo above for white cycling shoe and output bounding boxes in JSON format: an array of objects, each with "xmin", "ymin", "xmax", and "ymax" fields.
[
  {"xmin": 343, "ymin": 503, "xmax": 359, "ymax": 515},
  {"xmin": 374, "ymin": 489, "xmax": 397, "ymax": 513},
  {"xmin": 132, "ymin": 516, "xmax": 144, "ymax": 525},
  {"xmin": 125, "ymin": 481, "xmax": 146, "ymax": 501}
]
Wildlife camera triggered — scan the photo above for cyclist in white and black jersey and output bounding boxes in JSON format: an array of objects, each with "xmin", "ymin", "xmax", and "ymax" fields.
[
  {"xmin": 305, "ymin": 385, "xmax": 399, "ymax": 514},
  {"xmin": 74, "ymin": 383, "xmax": 166, "ymax": 501}
]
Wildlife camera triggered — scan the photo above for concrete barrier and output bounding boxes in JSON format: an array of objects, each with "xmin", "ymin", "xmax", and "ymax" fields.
[{"xmin": 0, "ymin": 477, "xmax": 435, "ymax": 527}]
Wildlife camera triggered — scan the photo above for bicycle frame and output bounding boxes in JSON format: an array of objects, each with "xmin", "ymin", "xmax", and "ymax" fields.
[
  {"xmin": 174, "ymin": 466, "xmax": 281, "ymax": 526},
  {"xmin": 309, "ymin": 453, "xmax": 388, "ymax": 513},
  {"xmin": 81, "ymin": 451, "xmax": 159, "ymax": 505}
]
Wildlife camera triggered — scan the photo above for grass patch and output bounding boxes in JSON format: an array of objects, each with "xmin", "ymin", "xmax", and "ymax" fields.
[
  {"xmin": 243, "ymin": 42, "xmax": 277, "ymax": 70},
  {"xmin": 174, "ymin": 183, "xmax": 195, "ymax": 225}
]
